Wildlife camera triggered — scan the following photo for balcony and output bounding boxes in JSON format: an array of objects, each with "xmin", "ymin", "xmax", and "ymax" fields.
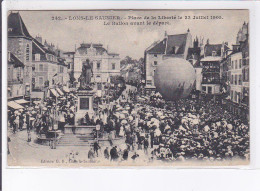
[{"xmin": 202, "ymin": 79, "xmax": 221, "ymax": 84}]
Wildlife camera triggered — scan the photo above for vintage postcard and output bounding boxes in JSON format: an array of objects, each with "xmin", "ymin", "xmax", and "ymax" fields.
[{"xmin": 6, "ymin": 9, "xmax": 250, "ymax": 167}]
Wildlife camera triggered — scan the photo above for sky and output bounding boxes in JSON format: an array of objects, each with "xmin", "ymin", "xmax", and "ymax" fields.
[{"xmin": 18, "ymin": 10, "xmax": 249, "ymax": 59}]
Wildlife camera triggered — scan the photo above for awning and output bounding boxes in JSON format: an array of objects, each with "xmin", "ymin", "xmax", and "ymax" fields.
[
  {"xmin": 8, "ymin": 101, "xmax": 24, "ymax": 110},
  {"xmin": 63, "ymin": 86, "xmax": 70, "ymax": 93},
  {"xmin": 50, "ymin": 89, "xmax": 59, "ymax": 97},
  {"xmin": 56, "ymin": 88, "xmax": 64, "ymax": 96},
  {"xmin": 15, "ymin": 99, "xmax": 30, "ymax": 104}
]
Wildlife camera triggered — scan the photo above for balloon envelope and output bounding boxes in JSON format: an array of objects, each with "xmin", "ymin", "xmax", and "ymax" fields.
[{"xmin": 154, "ymin": 58, "xmax": 195, "ymax": 100}]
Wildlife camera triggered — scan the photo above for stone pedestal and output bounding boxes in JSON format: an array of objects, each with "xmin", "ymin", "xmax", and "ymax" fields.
[{"xmin": 75, "ymin": 89, "xmax": 95, "ymax": 126}]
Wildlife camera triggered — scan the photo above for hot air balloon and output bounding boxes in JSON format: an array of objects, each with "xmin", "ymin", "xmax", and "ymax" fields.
[{"xmin": 154, "ymin": 58, "xmax": 195, "ymax": 101}]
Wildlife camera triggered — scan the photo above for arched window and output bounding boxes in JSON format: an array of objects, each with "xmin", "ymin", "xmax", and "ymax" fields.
[{"xmin": 26, "ymin": 44, "xmax": 30, "ymax": 61}]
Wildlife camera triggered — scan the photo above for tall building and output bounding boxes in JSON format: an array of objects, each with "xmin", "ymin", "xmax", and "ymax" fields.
[
  {"xmin": 144, "ymin": 30, "xmax": 192, "ymax": 93},
  {"xmin": 63, "ymin": 51, "xmax": 75, "ymax": 86},
  {"xmin": 74, "ymin": 43, "xmax": 120, "ymax": 89},
  {"xmin": 187, "ymin": 37, "xmax": 202, "ymax": 92},
  {"xmin": 8, "ymin": 12, "xmax": 33, "ymax": 98},
  {"xmin": 229, "ymin": 45, "xmax": 243, "ymax": 104},
  {"xmin": 226, "ymin": 22, "xmax": 249, "ymax": 118},
  {"xmin": 31, "ymin": 38, "xmax": 59, "ymax": 90},
  {"xmin": 199, "ymin": 40, "xmax": 229, "ymax": 94}
]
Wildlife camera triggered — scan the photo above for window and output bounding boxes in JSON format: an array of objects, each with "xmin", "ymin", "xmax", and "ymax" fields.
[
  {"xmin": 231, "ymin": 90, "xmax": 233, "ymax": 101},
  {"xmin": 146, "ymin": 80, "xmax": 152, "ymax": 85},
  {"xmin": 231, "ymin": 61, "xmax": 234, "ymax": 69},
  {"xmin": 26, "ymin": 44, "xmax": 30, "ymax": 61},
  {"xmin": 231, "ymin": 75, "xmax": 233, "ymax": 84},
  {"xmin": 239, "ymin": 74, "xmax": 242, "ymax": 85},
  {"xmin": 35, "ymin": 54, "xmax": 40, "ymax": 61},
  {"xmin": 208, "ymin": 86, "xmax": 212, "ymax": 94},
  {"xmin": 212, "ymin": 51, "xmax": 217, "ymax": 57},
  {"xmin": 60, "ymin": 66, "xmax": 64, "ymax": 73},
  {"xmin": 112, "ymin": 63, "xmax": 116, "ymax": 70},
  {"xmin": 202, "ymin": 86, "xmax": 206, "ymax": 92},
  {"xmin": 39, "ymin": 64, "xmax": 44, "ymax": 72},
  {"xmin": 97, "ymin": 62, "xmax": 101, "ymax": 69},
  {"xmin": 17, "ymin": 67, "xmax": 22, "ymax": 80},
  {"xmin": 154, "ymin": 54, "xmax": 157, "ymax": 57},
  {"xmin": 235, "ymin": 60, "xmax": 238, "ymax": 69},
  {"xmin": 39, "ymin": 76, "xmax": 44, "ymax": 86},
  {"xmin": 32, "ymin": 64, "xmax": 35, "ymax": 71},
  {"xmin": 154, "ymin": 61, "xmax": 158, "ymax": 66},
  {"xmin": 235, "ymin": 75, "xmax": 238, "ymax": 85},
  {"xmin": 239, "ymin": 59, "xmax": 242, "ymax": 68}
]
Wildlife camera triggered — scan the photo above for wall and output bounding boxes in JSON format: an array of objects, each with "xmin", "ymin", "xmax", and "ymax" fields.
[
  {"xmin": 229, "ymin": 52, "xmax": 243, "ymax": 103},
  {"xmin": 145, "ymin": 53, "xmax": 163, "ymax": 87}
]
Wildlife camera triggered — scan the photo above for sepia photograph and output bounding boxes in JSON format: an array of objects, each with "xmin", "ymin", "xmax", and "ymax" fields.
[{"xmin": 6, "ymin": 9, "xmax": 250, "ymax": 167}]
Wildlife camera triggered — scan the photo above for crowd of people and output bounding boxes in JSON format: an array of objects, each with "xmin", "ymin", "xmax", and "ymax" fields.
[
  {"xmin": 81, "ymin": 86, "xmax": 250, "ymax": 163},
  {"xmin": 8, "ymin": 83, "xmax": 250, "ymax": 163}
]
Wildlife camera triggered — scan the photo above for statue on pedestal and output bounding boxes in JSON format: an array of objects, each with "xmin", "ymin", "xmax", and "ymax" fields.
[{"xmin": 78, "ymin": 59, "xmax": 93, "ymax": 90}]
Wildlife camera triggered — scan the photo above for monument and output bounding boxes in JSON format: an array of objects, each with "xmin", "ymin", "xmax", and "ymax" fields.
[{"xmin": 64, "ymin": 59, "xmax": 95, "ymax": 134}]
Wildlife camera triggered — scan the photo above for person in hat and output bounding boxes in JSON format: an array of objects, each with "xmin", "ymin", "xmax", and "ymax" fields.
[
  {"xmin": 144, "ymin": 138, "xmax": 149, "ymax": 154},
  {"xmin": 131, "ymin": 152, "xmax": 139, "ymax": 161},
  {"xmin": 122, "ymin": 149, "xmax": 129, "ymax": 161},
  {"xmin": 19, "ymin": 113, "xmax": 24, "ymax": 131},
  {"xmin": 88, "ymin": 148, "xmax": 95, "ymax": 162},
  {"xmin": 104, "ymin": 147, "xmax": 110, "ymax": 160},
  {"xmin": 110, "ymin": 146, "xmax": 119, "ymax": 161},
  {"xmin": 93, "ymin": 140, "xmax": 101, "ymax": 157}
]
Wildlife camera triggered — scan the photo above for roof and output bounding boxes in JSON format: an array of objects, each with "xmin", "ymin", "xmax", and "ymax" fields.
[
  {"xmin": 8, "ymin": 52, "xmax": 24, "ymax": 68},
  {"xmin": 204, "ymin": 44, "xmax": 229, "ymax": 57},
  {"xmin": 187, "ymin": 47, "xmax": 201, "ymax": 60},
  {"xmin": 108, "ymin": 53, "xmax": 119, "ymax": 56},
  {"xmin": 201, "ymin": 56, "xmax": 222, "ymax": 62},
  {"xmin": 8, "ymin": 12, "xmax": 32, "ymax": 39},
  {"xmin": 76, "ymin": 43, "xmax": 109, "ymax": 55},
  {"xmin": 63, "ymin": 51, "xmax": 75, "ymax": 55},
  {"xmin": 166, "ymin": 33, "xmax": 188, "ymax": 54},
  {"xmin": 32, "ymin": 39, "xmax": 56, "ymax": 56},
  {"xmin": 146, "ymin": 39, "xmax": 166, "ymax": 54},
  {"xmin": 146, "ymin": 33, "xmax": 189, "ymax": 55}
]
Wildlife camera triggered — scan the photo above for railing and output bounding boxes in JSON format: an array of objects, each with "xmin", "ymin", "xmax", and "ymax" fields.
[{"xmin": 201, "ymin": 79, "xmax": 221, "ymax": 84}]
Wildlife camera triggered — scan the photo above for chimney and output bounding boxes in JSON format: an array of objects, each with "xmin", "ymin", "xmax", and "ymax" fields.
[{"xmin": 35, "ymin": 36, "xmax": 42, "ymax": 44}]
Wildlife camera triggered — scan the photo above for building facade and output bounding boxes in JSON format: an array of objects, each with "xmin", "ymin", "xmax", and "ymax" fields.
[
  {"xmin": 74, "ymin": 43, "xmax": 120, "ymax": 89},
  {"xmin": 7, "ymin": 52, "xmax": 25, "ymax": 99},
  {"xmin": 199, "ymin": 41, "xmax": 229, "ymax": 94},
  {"xmin": 32, "ymin": 38, "xmax": 59, "ymax": 90},
  {"xmin": 63, "ymin": 51, "xmax": 75, "ymax": 86},
  {"xmin": 229, "ymin": 51, "xmax": 243, "ymax": 104},
  {"xmin": 144, "ymin": 30, "xmax": 192, "ymax": 92}
]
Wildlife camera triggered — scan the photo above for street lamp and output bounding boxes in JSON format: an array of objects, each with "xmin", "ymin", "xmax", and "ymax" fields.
[{"xmin": 51, "ymin": 73, "xmax": 58, "ymax": 149}]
